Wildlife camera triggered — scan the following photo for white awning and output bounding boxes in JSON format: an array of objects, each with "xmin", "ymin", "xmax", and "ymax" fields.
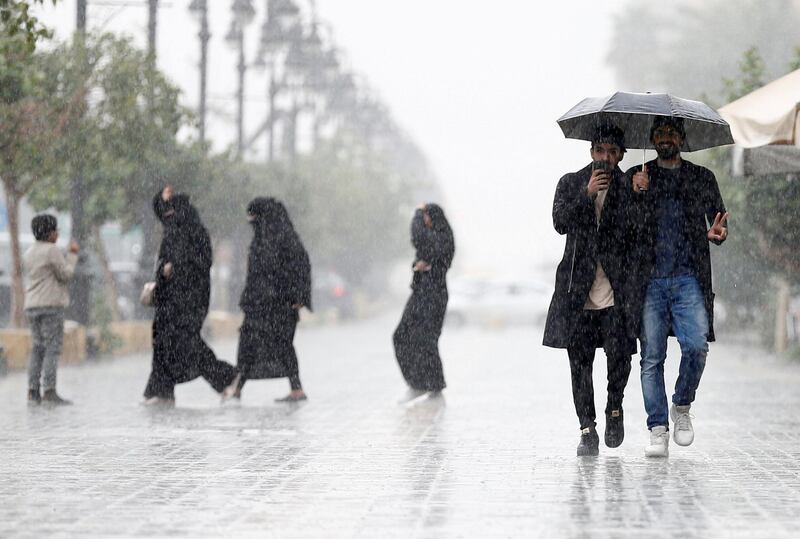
[{"xmin": 719, "ymin": 69, "xmax": 800, "ymax": 148}]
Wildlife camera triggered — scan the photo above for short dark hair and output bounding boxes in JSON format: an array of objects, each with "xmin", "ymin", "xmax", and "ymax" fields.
[
  {"xmin": 649, "ymin": 116, "xmax": 686, "ymax": 141},
  {"xmin": 31, "ymin": 214, "xmax": 58, "ymax": 241},
  {"xmin": 591, "ymin": 124, "xmax": 625, "ymax": 151}
]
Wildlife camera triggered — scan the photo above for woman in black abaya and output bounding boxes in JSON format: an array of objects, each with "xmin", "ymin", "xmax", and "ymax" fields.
[
  {"xmin": 393, "ymin": 203, "xmax": 455, "ymax": 399},
  {"xmin": 226, "ymin": 197, "xmax": 312, "ymax": 402},
  {"xmin": 143, "ymin": 186, "xmax": 238, "ymax": 405}
]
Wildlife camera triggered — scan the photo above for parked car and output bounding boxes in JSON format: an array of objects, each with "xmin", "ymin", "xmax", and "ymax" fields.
[
  {"xmin": 312, "ymin": 269, "xmax": 355, "ymax": 320},
  {"xmin": 446, "ymin": 277, "xmax": 553, "ymax": 328}
]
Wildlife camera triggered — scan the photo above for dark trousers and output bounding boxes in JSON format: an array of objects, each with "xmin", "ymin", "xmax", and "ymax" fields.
[{"xmin": 567, "ymin": 307, "xmax": 632, "ymax": 429}]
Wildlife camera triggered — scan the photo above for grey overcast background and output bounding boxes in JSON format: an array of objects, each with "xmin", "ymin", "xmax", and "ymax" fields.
[{"xmin": 37, "ymin": 1, "xmax": 642, "ymax": 279}]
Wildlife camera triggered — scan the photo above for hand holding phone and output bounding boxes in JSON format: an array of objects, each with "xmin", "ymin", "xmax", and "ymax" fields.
[{"xmin": 587, "ymin": 160, "xmax": 611, "ymax": 197}]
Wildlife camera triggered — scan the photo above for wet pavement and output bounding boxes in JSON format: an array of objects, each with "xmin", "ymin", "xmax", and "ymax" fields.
[{"xmin": 1, "ymin": 312, "xmax": 799, "ymax": 538}]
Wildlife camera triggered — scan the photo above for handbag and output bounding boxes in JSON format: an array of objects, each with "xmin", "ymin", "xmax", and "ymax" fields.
[{"xmin": 140, "ymin": 281, "xmax": 157, "ymax": 306}]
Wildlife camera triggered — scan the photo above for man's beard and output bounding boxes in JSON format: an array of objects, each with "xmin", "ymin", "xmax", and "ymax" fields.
[{"xmin": 656, "ymin": 142, "xmax": 680, "ymax": 160}]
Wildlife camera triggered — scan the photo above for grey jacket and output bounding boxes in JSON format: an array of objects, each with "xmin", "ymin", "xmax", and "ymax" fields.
[{"xmin": 23, "ymin": 241, "xmax": 78, "ymax": 310}]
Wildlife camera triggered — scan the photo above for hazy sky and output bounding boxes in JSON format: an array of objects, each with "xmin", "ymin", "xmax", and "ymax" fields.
[{"xmin": 37, "ymin": 1, "xmax": 649, "ymax": 280}]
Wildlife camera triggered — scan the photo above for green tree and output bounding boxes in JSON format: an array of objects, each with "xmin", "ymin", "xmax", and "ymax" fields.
[
  {"xmin": 23, "ymin": 34, "xmax": 196, "ymax": 321},
  {"xmin": 0, "ymin": 1, "xmax": 55, "ymax": 54},
  {"xmin": 723, "ymin": 47, "xmax": 765, "ymax": 102},
  {"xmin": 0, "ymin": 0, "xmax": 80, "ymax": 327}
]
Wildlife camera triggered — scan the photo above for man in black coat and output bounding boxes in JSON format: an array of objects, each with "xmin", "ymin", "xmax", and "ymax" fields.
[
  {"xmin": 143, "ymin": 186, "xmax": 238, "ymax": 406},
  {"xmin": 627, "ymin": 117, "xmax": 728, "ymax": 458},
  {"xmin": 543, "ymin": 125, "xmax": 636, "ymax": 456}
]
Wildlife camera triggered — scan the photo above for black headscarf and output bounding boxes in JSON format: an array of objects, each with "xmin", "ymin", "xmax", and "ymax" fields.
[
  {"xmin": 151, "ymin": 191, "xmax": 213, "ymax": 324},
  {"xmin": 247, "ymin": 197, "xmax": 299, "ymax": 245},
  {"xmin": 240, "ymin": 197, "xmax": 312, "ymax": 312},
  {"xmin": 154, "ymin": 193, "xmax": 203, "ymax": 229},
  {"xmin": 412, "ymin": 203, "xmax": 455, "ymax": 272}
]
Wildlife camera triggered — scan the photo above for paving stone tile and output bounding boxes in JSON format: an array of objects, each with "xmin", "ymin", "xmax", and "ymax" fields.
[{"xmin": 1, "ymin": 314, "xmax": 799, "ymax": 537}]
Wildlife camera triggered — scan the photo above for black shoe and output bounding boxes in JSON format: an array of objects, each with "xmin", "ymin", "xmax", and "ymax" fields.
[
  {"xmin": 605, "ymin": 409, "xmax": 624, "ymax": 448},
  {"xmin": 42, "ymin": 390, "xmax": 72, "ymax": 406},
  {"xmin": 27, "ymin": 388, "xmax": 41, "ymax": 405},
  {"xmin": 577, "ymin": 426, "xmax": 599, "ymax": 456},
  {"xmin": 275, "ymin": 393, "xmax": 307, "ymax": 402}
]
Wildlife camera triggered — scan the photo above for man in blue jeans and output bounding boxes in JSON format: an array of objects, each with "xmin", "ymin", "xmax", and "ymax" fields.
[{"xmin": 626, "ymin": 116, "xmax": 729, "ymax": 457}]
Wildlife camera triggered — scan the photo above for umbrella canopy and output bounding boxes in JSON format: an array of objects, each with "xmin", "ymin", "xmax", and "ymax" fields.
[
  {"xmin": 558, "ymin": 91, "xmax": 734, "ymax": 152},
  {"xmin": 718, "ymin": 68, "xmax": 800, "ymax": 148}
]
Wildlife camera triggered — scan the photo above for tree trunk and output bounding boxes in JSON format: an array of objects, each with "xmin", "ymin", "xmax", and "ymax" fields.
[
  {"xmin": 92, "ymin": 226, "xmax": 121, "ymax": 322},
  {"xmin": 774, "ymin": 276, "xmax": 790, "ymax": 354},
  {"xmin": 134, "ymin": 197, "xmax": 158, "ymax": 320},
  {"xmin": 3, "ymin": 180, "xmax": 25, "ymax": 328}
]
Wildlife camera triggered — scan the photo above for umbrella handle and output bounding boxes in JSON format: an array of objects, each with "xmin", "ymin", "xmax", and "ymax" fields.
[{"xmin": 642, "ymin": 148, "xmax": 646, "ymax": 170}]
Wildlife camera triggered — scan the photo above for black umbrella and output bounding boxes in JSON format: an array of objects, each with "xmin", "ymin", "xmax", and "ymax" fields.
[{"xmin": 558, "ymin": 92, "xmax": 734, "ymax": 165}]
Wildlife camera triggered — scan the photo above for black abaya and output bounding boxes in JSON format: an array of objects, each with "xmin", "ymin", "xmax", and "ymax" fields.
[
  {"xmin": 393, "ymin": 204, "xmax": 455, "ymax": 391},
  {"xmin": 236, "ymin": 198, "xmax": 311, "ymax": 388},
  {"xmin": 143, "ymin": 192, "xmax": 237, "ymax": 399}
]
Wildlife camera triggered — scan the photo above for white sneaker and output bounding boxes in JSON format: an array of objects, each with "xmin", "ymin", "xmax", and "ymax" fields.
[
  {"xmin": 644, "ymin": 426, "xmax": 669, "ymax": 458},
  {"xmin": 670, "ymin": 404, "xmax": 694, "ymax": 446}
]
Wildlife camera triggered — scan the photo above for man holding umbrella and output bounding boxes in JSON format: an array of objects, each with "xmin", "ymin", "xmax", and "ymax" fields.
[
  {"xmin": 544, "ymin": 124, "xmax": 637, "ymax": 457},
  {"xmin": 627, "ymin": 116, "xmax": 729, "ymax": 458},
  {"xmin": 558, "ymin": 93, "xmax": 733, "ymax": 458}
]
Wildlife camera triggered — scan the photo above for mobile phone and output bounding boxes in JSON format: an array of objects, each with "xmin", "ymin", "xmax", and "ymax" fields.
[{"xmin": 592, "ymin": 160, "xmax": 611, "ymax": 172}]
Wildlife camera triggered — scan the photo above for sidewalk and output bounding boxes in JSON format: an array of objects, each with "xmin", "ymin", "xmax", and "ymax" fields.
[{"xmin": 1, "ymin": 314, "xmax": 799, "ymax": 538}]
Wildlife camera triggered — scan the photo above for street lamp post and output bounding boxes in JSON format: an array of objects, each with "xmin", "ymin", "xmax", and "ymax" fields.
[
  {"xmin": 147, "ymin": 0, "xmax": 158, "ymax": 59},
  {"xmin": 235, "ymin": 30, "xmax": 246, "ymax": 155},
  {"xmin": 267, "ymin": 69, "xmax": 279, "ymax": 160},
  {"xmin": 226, "ymin": 0, "xmax": 256, "ymax": 158},
  {"xmin": 282, "ymin": 17, "xmax": 335, "ymax": 159},
  {"xmin": 257, "ymin": 0, "xmax": 300, "ymax": 161},
  {"xmin": 77, "ymin": 0, "xmax": 87, "ymax": 30},
  {"xmin": 189, "ymin": 0, "xmax": 210, "ymax": 143},
  {"xmin": 69, "ymin": 0, "xmax": 90, "ymax": 326}
]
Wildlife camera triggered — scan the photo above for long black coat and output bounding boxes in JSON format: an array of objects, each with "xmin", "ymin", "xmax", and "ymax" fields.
[
  {"xmin": 543, "ymin": 164, "xmax": 636, "ymax": 350},
  {"xmin": 237, "ymin": 198, "xmax": 312, "ymax": 380},
  {"xmin": 393, "ymin": 205, "xmax": 455, "ymax": 391},
  {"xmin": 621, "ymin": 159, "xmax": 727, "ymax": 342},
  {"xmin": 144, "ymin": 193, "xmax": 236, "ymax": 398}
]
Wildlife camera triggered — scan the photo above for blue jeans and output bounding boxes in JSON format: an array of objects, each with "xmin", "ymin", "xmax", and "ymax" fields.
[{"xmin": 640, "ymin": 275, "xmax": 709, "ymax": 429}]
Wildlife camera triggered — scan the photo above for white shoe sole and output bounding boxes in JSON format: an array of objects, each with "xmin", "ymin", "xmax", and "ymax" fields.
[
  {"xmin": 670, "ymin": 407, "xmax": 694, "ymax": 446},
  {"xmin": 644, "ymin": 447, "xmax": 669, "ymax": 458}
]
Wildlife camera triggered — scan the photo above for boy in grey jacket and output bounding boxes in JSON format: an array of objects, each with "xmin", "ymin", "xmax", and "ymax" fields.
[{"xmin": 23, "ymin": 214, "xmax": 80, "ymax": 405}]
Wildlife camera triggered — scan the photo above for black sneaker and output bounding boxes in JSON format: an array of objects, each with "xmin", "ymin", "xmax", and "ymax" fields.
[
  {"xmin": 274, "ymin": 393, "xmax": 307, "ymax": 403},
  {"xmin": 577, "ymin": 426, "xmax": 599, "ymax": 456},
  {"xmin": 27, "ymin": 388, "xmax": 41, "ymax": 405},
  {"xmin": 605, "ymin": 409, "xmax": 624, "ymax": 448},
  {"xmin": 42, "ymin": 390, "xmax": 72, "ymax": 406}
]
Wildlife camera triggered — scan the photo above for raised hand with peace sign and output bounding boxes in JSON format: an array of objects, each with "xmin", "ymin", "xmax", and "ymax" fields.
[{"xmin": 707, "ymin": 211, "xmax": 729, "ymax": 242}]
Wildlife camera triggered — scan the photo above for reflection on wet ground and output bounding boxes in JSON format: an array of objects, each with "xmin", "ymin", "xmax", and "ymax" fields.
[{"xmin": 1, "ymin": 315, "xmax": 798, "ymax": 537}]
